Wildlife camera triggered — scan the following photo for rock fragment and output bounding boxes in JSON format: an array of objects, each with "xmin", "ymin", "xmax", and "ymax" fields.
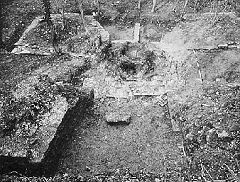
[{"xmin": 106, "ymin": 112, "xmax": 132, "ymax": 125}]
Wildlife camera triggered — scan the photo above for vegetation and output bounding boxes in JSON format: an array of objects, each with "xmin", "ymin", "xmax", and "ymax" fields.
[
  {"xmin": 0, "ymin": 76, "xmax": 56, "ymax": 137},
  {"xmin": 172, "ymin": 84, "xmax": 240, "ymax": 181},
  {"xmin": 0, "ymin": 73, "xmax": 83, "ymax": 137},
  {"xmin": 1, "ymin": 0, "xmax": 240, "ymax": 181},
  {"xmin": 0, "ymin": 2, "xmax": 4, "ymax": 49}
]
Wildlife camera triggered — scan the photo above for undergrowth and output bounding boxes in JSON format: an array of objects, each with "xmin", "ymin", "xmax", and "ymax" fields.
[
  {"xmin": 0, "ymin": 74, "xmax": 82, "ymax": 137},
  {"xmin": 175, "ymin": 84, "xmax": 240, "ymax": 181}
]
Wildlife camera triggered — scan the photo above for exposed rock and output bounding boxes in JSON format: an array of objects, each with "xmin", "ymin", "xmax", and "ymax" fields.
[{"xmin": 106, "ymin": 112, "xmax": 132, "ymax": 124}]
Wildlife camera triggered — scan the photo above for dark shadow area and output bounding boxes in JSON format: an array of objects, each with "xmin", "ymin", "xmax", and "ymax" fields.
[
  {"xmin": 0, "ymin": 90, "xmax": 94, "ymax": 177},
  {"xmin": 120, "ymin": 61, "xmax": 137, "ymax": 75},
  {"xmin": 95, "ymin": 14, "xmax": 113, "ymax": 26},
  {"xmin": 42, "ymin": 90, "xmax": 95, "ymax": 177},
  {"xmin": 107, "ymin": 121, "xmax": 131, "ymax": 126},
  {"xmin": 0, "ymin": 156, "xmax": 44, "ymax": 176}
]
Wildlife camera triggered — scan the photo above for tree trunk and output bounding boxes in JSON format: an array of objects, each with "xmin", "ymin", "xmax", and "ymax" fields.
[
  {"xmin": 54, "ymin": 0, "xmax": 66, "ymax": 30},
  {"xmin": 42, "ymin": 0, "xmax": 52, "ymax": 26},
  {"xmin": 0, "ymin": 2, "xmax": 4, "ymax": 49},
  {"xmin": 151, "ymin": 0, "xmax": 156, "ymax": 13},
  {"xmin": 96, "ymin": 0, "xmax": 100, "ymax": 15},
  {"xmin": 42, "ymin": 0, "xmax": 60, "ymax": 54},
  {"xmin": 61, "ymin": 5, "xmax": 65, "ymax": 30},
  {"xmin": 76, "ymin": 0, "xmax": 87, "ymax": 33}
]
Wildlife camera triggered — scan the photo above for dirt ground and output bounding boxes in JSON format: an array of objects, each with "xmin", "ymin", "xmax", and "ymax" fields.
[
  {"xmin": 48, "ymin": 97, "xmax": 182, "ymax": 177},
  {"xmin": 49, "ymin": 63, "xmax": 183, "ymax": 179},
  {"xmin": 1, "ymin": 0, "xmax": 240, "ymax": 181}
]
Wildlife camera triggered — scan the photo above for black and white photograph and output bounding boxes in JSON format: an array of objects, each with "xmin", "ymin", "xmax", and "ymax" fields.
[{"xmin": 0, "ymin": 0, "xmax": 240, "ymax": 181}]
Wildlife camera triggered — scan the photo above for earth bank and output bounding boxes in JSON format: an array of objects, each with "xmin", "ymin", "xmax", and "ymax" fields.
[{"xmin": 1, "ymin": 0, "xmax": 240, "ymax": 181}]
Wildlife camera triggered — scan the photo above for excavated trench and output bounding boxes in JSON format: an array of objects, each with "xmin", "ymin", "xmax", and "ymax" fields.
[
  {"xmin": 2, "ymin": 1, "xmax": 240, "ymax": 180},
  {"xmin": 1, "ymin": 43, "xmax": 183, "ymax": 179},
  {"xmin": 42, "ymin": 90, "xmax": 95, "ymax": 176},
  {"xmin": 1, "ymin": 15, "xmax": 184, "ymax": 180},
  {"xmin": 39, "ymin": 40, "xmax": 184, "ymax": 178}
]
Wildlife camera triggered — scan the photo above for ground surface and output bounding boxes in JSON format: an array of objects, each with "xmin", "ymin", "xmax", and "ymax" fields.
[
  {"xmin": 54, "ymin": 68, "xmax": 183, "ymax": 178},
  {"xmin": 1, "ymin": 0, "xmax": 240, "ymax": 181}
]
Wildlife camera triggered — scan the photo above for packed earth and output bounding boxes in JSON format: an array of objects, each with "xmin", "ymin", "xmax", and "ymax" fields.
[{"xmin": 1, "ymin": 0, "xmax": 240, "ymax": 181}]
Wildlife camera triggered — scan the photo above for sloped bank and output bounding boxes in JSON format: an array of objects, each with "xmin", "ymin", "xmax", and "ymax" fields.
[
  {"xmin": 0, "ymin": 54, "xmax": 92, "ymax": 175},
  {"xmin": 147, "ymin": 13, "xmax": 240, "ymax": 180},
  {"xmin": 42, "ymin": 89, "xmax": 95, "ymax": 176},
  {"xmin": 0, "ymin": 14, "xmax": 109, "ymax": 176}
]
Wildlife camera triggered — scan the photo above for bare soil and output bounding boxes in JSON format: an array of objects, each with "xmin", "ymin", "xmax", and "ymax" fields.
[
  {"xmin": 50, "ymin": 64, "xmax": 183, "ymax": 179},
  {"xmin": 1, "ymin": 0, "xmax": 240, "ymax": 181}
]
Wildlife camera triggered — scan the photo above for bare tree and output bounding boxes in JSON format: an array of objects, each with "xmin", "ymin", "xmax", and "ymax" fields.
[
  {"xmin": 151, "ymin": 0, "xmax": 157, "ymax": 12},
  {"xmin": 94, "ymin": 0, "xmax": 100, "ymax": 15},
  {"xmin": 53, "ymin": 0, "xmax": 67, "ymax": 29},
  {"xmin": 41, "ymin": 0, "xmax": 60, "ymax": 54},
  {"xmin": 0, "ymin": 1, "xmax": 5, "ymax": 49},
  {"xmin": 42, "ymin": 0, "xmax": 52, "ymax": 26},
  {"xmin": 75, "ymin": 0, "xmax": 87, "ymax": 32},
  {"xmin": 60, "ymin": 0, "xmax": 67, "ymax": 30}
]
